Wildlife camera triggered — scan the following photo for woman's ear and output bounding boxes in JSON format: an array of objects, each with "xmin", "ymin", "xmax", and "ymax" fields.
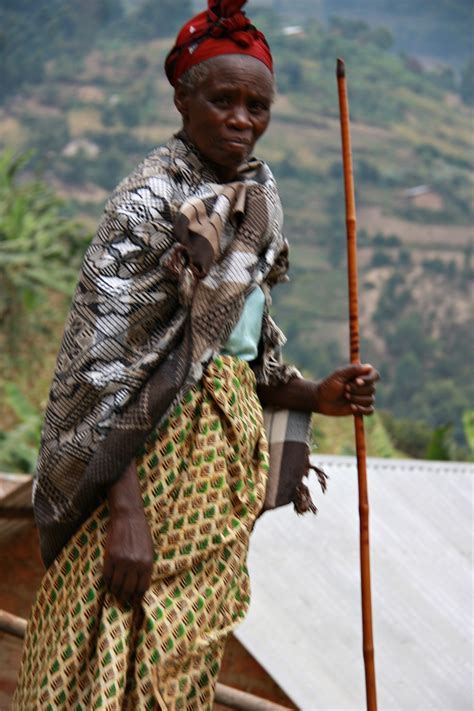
[{"xmin": 174, "ymin": 85, "xmax": 189, "ymax": 119}]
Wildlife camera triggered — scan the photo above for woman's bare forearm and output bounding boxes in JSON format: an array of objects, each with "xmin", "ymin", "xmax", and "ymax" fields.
[
  {"xmin": 257, "ymin": 377, "xmax": 317, "ymax": 412},
  {"xmin": 107, "ymin": 460, "xmax": 144, "ymax": 517}
]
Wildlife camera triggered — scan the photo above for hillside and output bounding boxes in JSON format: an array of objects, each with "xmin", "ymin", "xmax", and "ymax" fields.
[
  {"xmin": 264, "ymin": 0, "xmax": 473, "ymax": 67},
  {"xmin": 0, "ymin": 2, "xmax": 473, "ymax": 460}
]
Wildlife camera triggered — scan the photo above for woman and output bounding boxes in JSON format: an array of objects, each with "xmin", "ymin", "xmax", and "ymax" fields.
[{"xmin": 14, "ymin": 1, "xmax": 378, "ymax": 709}]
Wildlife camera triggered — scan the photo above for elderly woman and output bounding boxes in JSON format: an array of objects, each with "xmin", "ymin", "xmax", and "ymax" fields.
[{"xmin": 14, "ymin": 1, "xmax": 378, "ymax": 709}]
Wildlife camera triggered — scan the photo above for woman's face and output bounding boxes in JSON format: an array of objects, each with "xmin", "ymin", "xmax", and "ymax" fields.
[{"xmin": 175, "ymin": 54, "xmax": 274, "ymax": 182}]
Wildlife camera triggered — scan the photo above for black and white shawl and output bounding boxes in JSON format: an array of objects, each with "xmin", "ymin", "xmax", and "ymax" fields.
[{"xmin": 33, "ymin": 133, "xmax": 321, "ymax": 568}]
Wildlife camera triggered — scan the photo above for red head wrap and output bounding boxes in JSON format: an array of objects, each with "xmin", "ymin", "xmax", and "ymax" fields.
[{"xmin": 165, "ymin": 0, "xmax": 273, "ymax": 87}]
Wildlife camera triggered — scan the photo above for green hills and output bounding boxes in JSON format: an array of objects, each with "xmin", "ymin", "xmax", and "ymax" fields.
[{"xmin": 0, "ymin": 1, "xmax": 472, "ymax": 463}]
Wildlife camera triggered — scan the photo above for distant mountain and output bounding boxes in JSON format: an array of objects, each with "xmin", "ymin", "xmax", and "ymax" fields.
[{"xmin": 254, "ymin": 0, "xmax": 473, "ymax": 67}]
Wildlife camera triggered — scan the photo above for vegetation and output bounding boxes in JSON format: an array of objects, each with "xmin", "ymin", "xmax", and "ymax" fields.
[
  {"xmin": 0, "ymin": 153, "xmax": 90, "ymax": 470},
  {"xmin": 459, "ymin": 56, "xmax": 474, "ymax": 106},
  {"xmin": 0, "ymin": 0, "xmax": 123, "ymax": 102},
  {"xmin": 0, "ymin": 384, "xmax": 42, "ymax": 473},
  {"xmin": 0, "ymin": 0, "xmax": 193, "ymax": 102},
  {"xmin": 313, "ymin": 0, "xmax": 473, "ymax": 66},
  {"xmin": 0, "ymin": 2, "xmax": 472, "ymax": 468},
  {"xmin": 0, "ymin": 152, "xmax": 88, "ymax": 355}
]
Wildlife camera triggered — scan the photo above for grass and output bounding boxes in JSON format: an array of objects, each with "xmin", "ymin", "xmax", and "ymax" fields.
[{"xmin": 313, "ymin": 412, "xmax": 402, "ymax": 457}]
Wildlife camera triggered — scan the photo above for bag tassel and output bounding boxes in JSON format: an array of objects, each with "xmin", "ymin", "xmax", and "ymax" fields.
[
  {"xmin": 294, "ymin": 457, "xmax": 329, "ymax": 515},
  {"xmin": 309, "ymin": 461, "xmax": 328, "ymax": 494}
]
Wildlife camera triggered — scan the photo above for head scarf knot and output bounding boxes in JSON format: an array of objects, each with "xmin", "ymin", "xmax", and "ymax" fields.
[{"xmin": 165, "ymin": 0, "xmax": 273, "ymax": 87}]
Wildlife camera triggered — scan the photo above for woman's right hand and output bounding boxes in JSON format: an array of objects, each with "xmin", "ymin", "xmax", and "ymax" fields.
[
  {"xmin": 103, "ymin": 508, "xmax": 154, "ymax": 606},
  {"xmin": 103, "ymin": 461, "xmax": 154, "ymax": 606}
]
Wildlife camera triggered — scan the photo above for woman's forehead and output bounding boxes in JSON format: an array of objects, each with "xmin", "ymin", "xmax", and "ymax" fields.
[{"xmin": 201, "ymin": 55, "xmax": 274, "ymax": 92}]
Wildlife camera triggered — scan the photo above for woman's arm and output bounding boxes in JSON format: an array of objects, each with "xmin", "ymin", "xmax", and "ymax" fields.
[
  {"xmin": 257, "ymin": 363, "xmax": 379, "ymax": 417},
  {"xmin": 103, "ymin": 461, "xmax": 154, "ymax": 606}
]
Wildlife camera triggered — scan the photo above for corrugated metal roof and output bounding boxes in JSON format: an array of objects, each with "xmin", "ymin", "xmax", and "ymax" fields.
[{"xmin": 236, "ymin": 456, "xmax": 473, "ymax": 710}]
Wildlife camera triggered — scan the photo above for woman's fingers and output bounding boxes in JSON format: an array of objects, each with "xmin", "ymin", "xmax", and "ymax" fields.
[
  {"xmin": 346, "ymin": 367, "xmax": 379, "ymax": 399},
  {"xmin": 107, "ymin": 560, "xmax": 152, "ymax": 605},
  {"xmin": 347, "ymin": 387, "xmax": 376, "ymax": 414},
  {"xmin": 346, "ymin": 384, "xmax": 376, "ymax": 397},
  {"xmin": 109, "ymin": 565, "xmax": 127, "ymax": 601},
  {"xmin": 350, "ymin": 394, "xmax": 376, "ymax": 413},
  {"xmin": 350, "ymin": 395, "xmax": 375, "ymax": 406},
  {"xmin": 119, "ymin": 568, "xmax": 139, "ymax": 605},
  {"xmin": 102, "ymin": 553, "xmax": 114, "ymax": 586},
  {"xmin": 135, "ymin": 568, "xmax": 152, "ymax": 604},
  {"xmin": 357, "ymin": 368, "xmax": 380, "ymax": 385},
  {"xmin": 351, "ymin": 402, "xmax": 375, "ymax": 415}
]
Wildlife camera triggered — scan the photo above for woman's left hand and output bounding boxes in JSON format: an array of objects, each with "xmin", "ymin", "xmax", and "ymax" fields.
[{"xmin": 314, "ymin": 363, "xmax": 380, "ymax": 417}]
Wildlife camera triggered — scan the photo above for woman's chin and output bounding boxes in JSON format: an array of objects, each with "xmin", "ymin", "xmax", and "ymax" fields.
[{"xmin": 212, "ymin": 148, "xmax": 252, "ymax": 179}]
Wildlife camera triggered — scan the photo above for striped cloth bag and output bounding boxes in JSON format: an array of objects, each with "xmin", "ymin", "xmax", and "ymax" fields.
[{"xmin": 262, "ymin": 408, "xmax": 328, "ymax": 514}]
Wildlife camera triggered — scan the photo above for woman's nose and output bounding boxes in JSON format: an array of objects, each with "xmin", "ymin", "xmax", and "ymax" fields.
[{"xmin": 227, "ymin": 104, "xmax": 251, "ymax": 129}]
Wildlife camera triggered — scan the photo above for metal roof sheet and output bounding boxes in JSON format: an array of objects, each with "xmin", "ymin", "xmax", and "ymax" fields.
[{"xmin": 236, "ymin": 456, "xmax": 473, "ymax": 710}]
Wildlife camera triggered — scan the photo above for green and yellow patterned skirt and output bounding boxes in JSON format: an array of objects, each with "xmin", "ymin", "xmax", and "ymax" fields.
[{"xmin": 14, "ymin": 355, "xmax": 269, "ymax": 710}]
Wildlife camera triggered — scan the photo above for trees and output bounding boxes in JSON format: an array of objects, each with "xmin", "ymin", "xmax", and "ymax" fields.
[
  {"xmin": 0, "ymin": 0, "xmax": 124, "ymax": 102},
  {"xmin": 124, "ymin": 0, "xmax": 193, "ymax": 40},
  {"xmin": 0, "ymin": 151, "xmax": 88, "ymax": 355},
  {"xmin": 459, "ymin": 56, "xmax": 474, "ymax": 106},
  {"xmin": 0, "ymin": 151, "xmax": 90, "ymax": 472}
]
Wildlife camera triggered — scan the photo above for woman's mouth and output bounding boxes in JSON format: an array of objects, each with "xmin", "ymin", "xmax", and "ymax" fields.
[
  {"xmin": 222, "ymin": 136, "xmax": 250, "ymax": 147},
  {"xmin": 222, "ymin": 139, "xmax": 251, "ymax": 154}
]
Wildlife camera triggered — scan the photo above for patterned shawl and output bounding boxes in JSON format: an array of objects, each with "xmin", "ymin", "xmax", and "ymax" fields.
[{"xmin": 33, "ymin": 133, "xmax": 318, "ymax": 568}]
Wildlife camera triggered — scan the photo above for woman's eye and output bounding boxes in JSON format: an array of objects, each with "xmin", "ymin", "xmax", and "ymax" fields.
[
  {"xmin": 249, "ymin": 101, "xmax": 269, "ymax": 113},
  {"xmin": 212, "ymin": 96, "xmax": 230, "ymax": 107}
]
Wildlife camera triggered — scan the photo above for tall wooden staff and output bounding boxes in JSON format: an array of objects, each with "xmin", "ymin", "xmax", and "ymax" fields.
[{"xmin": 336, "ymin": 57, "xmax": 378, "ymax": 711}]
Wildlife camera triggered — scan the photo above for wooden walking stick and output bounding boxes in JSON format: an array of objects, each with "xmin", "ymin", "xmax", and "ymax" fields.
[{"xmin": 336, "ymin": 58, "xmax": 378, "ymax": 711}]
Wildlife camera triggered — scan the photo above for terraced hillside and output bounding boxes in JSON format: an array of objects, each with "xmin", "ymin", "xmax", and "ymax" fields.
[{"xmin": 0, "ymin": 9, "xmax": 472, "ymax": 457}]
